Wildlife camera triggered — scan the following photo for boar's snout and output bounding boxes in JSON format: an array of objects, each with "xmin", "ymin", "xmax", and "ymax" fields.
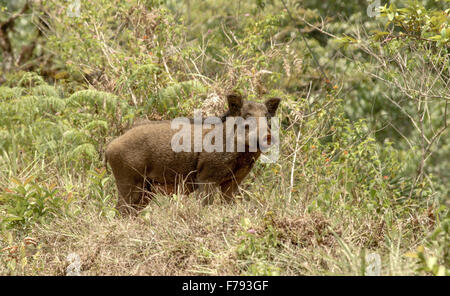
[{"xmin": 257, "ymin": 120, "xmax": 274, "ymax": 152}]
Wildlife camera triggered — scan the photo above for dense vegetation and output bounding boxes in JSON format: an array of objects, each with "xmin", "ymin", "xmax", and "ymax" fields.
[{"xmin": 0, "ymin": 0, "xmax": 448, "ymax": 275}]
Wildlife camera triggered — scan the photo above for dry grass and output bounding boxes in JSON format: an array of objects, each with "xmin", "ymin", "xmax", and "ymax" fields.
[{"xmin": 0, "ymin": 178, "xmax": 432, "ymax": 275}]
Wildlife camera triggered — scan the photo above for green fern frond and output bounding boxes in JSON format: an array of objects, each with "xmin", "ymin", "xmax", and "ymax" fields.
[
  {"xmin": 16, "ymin": 72, "xmax": 46, "ymax": 88},
  {"xmin": 69, "ymin": 143, "xmax": 98, "ymax": 161},
  {"xmin": 68, "ymin": 89, "xmax": 128, "ymax": 115},
  {"xmin": 128, "ymin": 64, "xmax": 161, "ymax": 82},
  {"xmin": 30, "ymin": 85, "xmax": 61, "ymax": 98},
  {"xmin": 39, "ymin": 96, "xmax": 67, "ymax": 113},
  {"xmin": 11, "ymin": 96, "xmax": 40, "ymax": 117},
  {"xmin": 150, "ymin": 80, "xmax": 206, "ymax": 115},
  {"xmin": 31, "ymin": 120, "xmax": 64, "ymax": 137},
  {"xmin": 0, "ymin": 95, "xmax": 67, "ymax": 126},
  {"xmin": 83, "ymin": 120, "xmax": 108, "ymax": 132},
  {"xmin": 63, "ymin": 129, "xmax": 89, "ymax": 144},
  {"xmin": 158, "ymin": 80, "xmax": 206, "ymax": 102},
  {"xmin": 0, "ymin": 87, "xmax": 25, "ymax": 101}
]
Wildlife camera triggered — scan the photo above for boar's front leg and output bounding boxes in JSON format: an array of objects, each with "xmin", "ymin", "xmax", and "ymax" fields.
[
  {"xmin": 196, "ymin": 181, "xmax": 216, "ymax": 205},
  {"xmin": 219, "ymin": 164, "xmax": 255, "ymax": 203},
  {"xmin": 114, "ymin": 175, "xmax": 149, "ymax": 215},
  {"xmin": 219, "ymin": 179, "xmax": 240, "ymax": 203}
]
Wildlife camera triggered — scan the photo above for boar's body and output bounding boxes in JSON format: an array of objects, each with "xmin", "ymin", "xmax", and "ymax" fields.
[
  {"xmin": 106, "ymin": 122, "xmax": 199, "ymax": 192},
  {"xmin": 106, "ymin": 94, "xmax": 281, "ymax": 215}
]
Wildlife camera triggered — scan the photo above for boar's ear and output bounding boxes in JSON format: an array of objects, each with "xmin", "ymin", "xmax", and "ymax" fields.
[
  {"xmin": 226, "ymin": 93, "xmax": 243, "ymax": 116},
  {"xmin": 265, "ymin": 97, "xmax": 281, "ymax": 117}
]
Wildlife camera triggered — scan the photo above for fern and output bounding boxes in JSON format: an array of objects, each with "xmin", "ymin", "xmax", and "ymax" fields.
[
  {"xmin": 0, "ymin": 87, "xmax": 25, "ymax": 101},
  {"xmin": 126, "ymin": 63, "xmax": 161, "ymax": 87},
  {"xmin": 84, "ymin": 120, "xmax": 108, "ymax": 132},
  {"xmin": 30, "ymin": 85, "xmax": 61, "ymax": 98},
  {"xmin": 16, "ymin": 72, "xmax": 46, "ymax": 88},
  {"xmin": 5, "ymin": 96, "xmax": 63, "ymax": 121},
  {"xmin": 63, "ymin": 129, "xmax": 90, "ymax": 145},
  {"xmin": 150, "ymin": 80, "xmax": 206, "ymax": 115},
  {"xmin": 68, "ymin": 89, "xmax": 126, "ymax": 114},
  {"xmin": 39, "ymin": 96, "xmax": 66, "ymax": 113},
  {"xmin": 69, "ymin": 143, "xmax": 98, "ymax": 162},
  {"xmin": 10, "ymin": 96, "xmax": 40, "ymax": 121}
]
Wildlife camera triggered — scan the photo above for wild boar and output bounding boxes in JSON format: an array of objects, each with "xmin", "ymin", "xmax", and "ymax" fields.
[{"xmin": 105, "ymin": 93, "xmax": 281, "ymax": 215}]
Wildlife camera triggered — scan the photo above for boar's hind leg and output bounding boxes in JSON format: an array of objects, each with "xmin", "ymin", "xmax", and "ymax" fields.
[{"xmin": 106, "ymin": 143, "xmax": 151, "ymax": 215}]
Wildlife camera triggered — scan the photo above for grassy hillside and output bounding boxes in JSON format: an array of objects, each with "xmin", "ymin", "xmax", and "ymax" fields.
[{"xmin": 0, "ymin": 0, "xmax": 448, "ymax": 275}]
